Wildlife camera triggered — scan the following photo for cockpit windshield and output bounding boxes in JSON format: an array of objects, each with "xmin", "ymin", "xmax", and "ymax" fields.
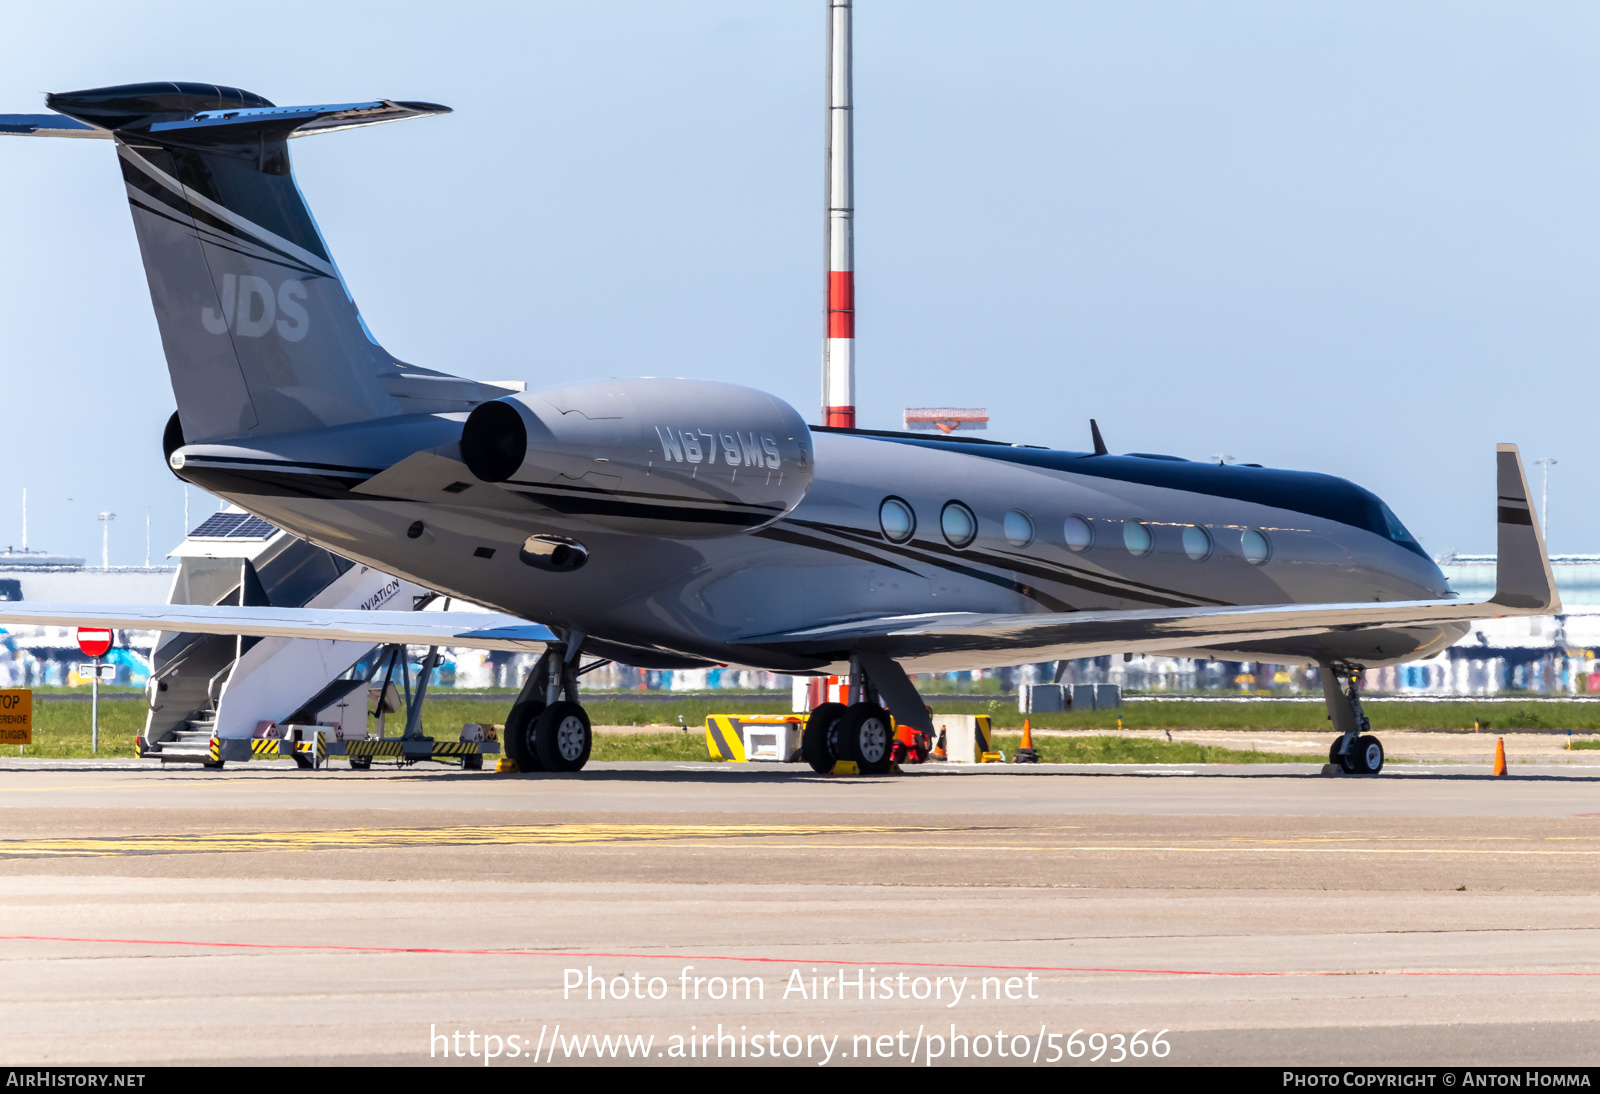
[{"xmin": 1378, "ymin": 500, "xmax": 1422, "ymax": 551}]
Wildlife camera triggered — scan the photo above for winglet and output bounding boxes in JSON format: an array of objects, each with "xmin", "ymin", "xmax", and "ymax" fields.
[{"xmin": 1490, "ymin": 444, "xmax": 1561, "ymax": 613}]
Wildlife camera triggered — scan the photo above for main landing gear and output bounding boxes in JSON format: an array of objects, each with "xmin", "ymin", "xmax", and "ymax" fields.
[
  {"xmin": 504, "ymin": 645, "xmax": 594, "ymax": 773},
  {"xmin": 800, "ymin": 653, "xmax": 934, "ymax": 776},
  {"xmin": 1319, "ymin": 660, "xmax": 1384, "ymax": 775}
]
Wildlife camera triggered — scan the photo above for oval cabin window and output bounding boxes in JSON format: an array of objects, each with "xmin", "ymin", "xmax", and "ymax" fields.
[
  {"xmin": 1063, "ymin": 515, "xmax": 1095, "ymax": 552},
  {"xmin": 879, "ymin": 497, "xmax": 916, "ymax": 543},
  {"xmin": 941, "ymin": 502, "xmax": 977, "ymax": 548},
  {"xmin": 1123, "ymin": 521, "xmax": 1154, "ymax": 557}
]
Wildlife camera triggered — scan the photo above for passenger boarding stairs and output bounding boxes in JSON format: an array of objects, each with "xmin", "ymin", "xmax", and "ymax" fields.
[{"xmin": 140, "ymin": 508, "xmax": 427, "ymax": 765}]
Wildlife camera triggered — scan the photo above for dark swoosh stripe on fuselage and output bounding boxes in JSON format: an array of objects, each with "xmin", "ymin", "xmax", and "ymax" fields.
[
  {"xmin": 760, "ymin": 521, "xmax": 1079, "ymax": 613},
  {"xmin": 175, "ymin": 456, "xmax": 791, "ymax": 527},
  {"xmin": 508, "ymin": 488, "xmax": 773, "ymax": 527},
  {"xmin": 783, "ymin": 515, "xmax": 1213, "ymax": 610},
  {"xmin": 752, "ymin": 525, "xmax": 921, "ymax": 575},
  {"xmin": 804, "ymin": 520, "xmax": 1225, "ymax": 609}
]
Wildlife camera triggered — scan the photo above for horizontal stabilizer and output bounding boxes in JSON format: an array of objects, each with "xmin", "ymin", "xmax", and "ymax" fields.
[
  {"xmin": 0, "ymin": 114, "xmax": 108, "ymax": 138},
  {"xmin": 149, "ymin": 99, "xmax": 451, "ymax": 139},
  {"xmin": 0, "ymin": 99, "xmax": 448, "ymax": 141},
  {"xmin": 0, "ymin": 603, "xmax": 554, "ymax": 653}
]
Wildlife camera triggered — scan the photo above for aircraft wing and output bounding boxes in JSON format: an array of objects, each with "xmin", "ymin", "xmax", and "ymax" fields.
[
  {"xmin": 735, "ymin": 444, "xmax": 1560, "ymax": 668},
  {"xmin": 735, "ymin": 595, "xmax": 1506, "ymax": 667},
  {"xmin": 0, "ymin": 604, "xmax": 555, "ymax": 653}
]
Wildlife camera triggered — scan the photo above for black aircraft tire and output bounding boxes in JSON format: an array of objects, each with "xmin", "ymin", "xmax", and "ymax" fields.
[
  {"xmin": 1354, "ymin": 734, "xmax": 1384, "ymax": 775},
  {"xmin": 835, "ymin": 703, "xmax": 894, "ymax": 776},
  {"xmin": 504, "ymin": 699, "xmax": 546, "ymax": 772},
  {"xmin": 533, "ymin": 701, "xmax": 592, "ymax": 772},
  {"xmin": 1330, "ymin": 739, "xmax": 1357, "ymax": 774},
  {"xmin": 802, "ymin": 702, "xmax": 847, "ymax": 773}
]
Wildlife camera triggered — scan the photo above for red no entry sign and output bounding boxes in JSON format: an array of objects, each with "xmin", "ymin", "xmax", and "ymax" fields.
[{"xmin": 76, "ymin": 628, "xmax": 113, "ymax": 658}]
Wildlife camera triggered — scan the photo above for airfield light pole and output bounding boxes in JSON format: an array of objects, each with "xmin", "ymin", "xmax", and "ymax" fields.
[
  {"xmin": 822, "ymin": 0, "xmax": 855, "ymax": 428},
  {"xmin": 1535, "ymin": 457, "xmax": 1557, "ymax": 543},
  {"xmin": 98, "ymin": 511, "xmax": 115, "ymax": 568}
]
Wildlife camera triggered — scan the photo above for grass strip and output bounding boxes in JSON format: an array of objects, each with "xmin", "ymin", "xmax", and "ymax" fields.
[
  {"xmin": 990, "ymin": 733, "xmax": 1313, "ymax": 764},
  {"xmin": 15, "ymin": 693, "xmax": 1599, "ymax": 761}
]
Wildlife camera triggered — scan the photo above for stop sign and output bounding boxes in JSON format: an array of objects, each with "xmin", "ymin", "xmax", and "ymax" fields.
[{"xmin": 76, "ymin": 628, "xmax": 113, "ymax": 658}]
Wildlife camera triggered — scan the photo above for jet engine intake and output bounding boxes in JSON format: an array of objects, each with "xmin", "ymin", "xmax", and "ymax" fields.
[{"xmin": 460, "ymin": 378, "xmax": 813, "ymax": 537}]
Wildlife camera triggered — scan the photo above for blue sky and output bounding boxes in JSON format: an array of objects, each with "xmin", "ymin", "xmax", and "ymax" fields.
[{"xmin": 0, "ymin": 1, "xmax": 1595, "ymax": 563}]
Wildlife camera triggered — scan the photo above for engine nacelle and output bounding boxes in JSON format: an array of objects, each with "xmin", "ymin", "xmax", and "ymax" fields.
[{"xmin": 460, "ymin": 378, "xmax": 814, "ymax": 537}]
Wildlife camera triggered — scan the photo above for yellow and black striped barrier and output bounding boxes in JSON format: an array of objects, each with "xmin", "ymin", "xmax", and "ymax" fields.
[
  {"xmin": 347, "ymin": 739, "xmax": 407, "ymax": 759},
  {"xmin": 207, "ymin": 736, "xmax": 220, "ymax": 764},
  {"xmin": 250, "ymin": 739, "xmax": 283, "ymax": 758},
  {"xmin": 704, "ymin": 715, "xmax": 746, "ymax": 761},
  {"xmin": 704, "ymin": 715, "xmax": 805, "ymax": 762},
  {"xmin": 344, "ymin": 738, "xmax": 489, "ymax": 762},
  {"xmin": 293, "ymin": 731, "xmax": 326, "ymax": 769}
]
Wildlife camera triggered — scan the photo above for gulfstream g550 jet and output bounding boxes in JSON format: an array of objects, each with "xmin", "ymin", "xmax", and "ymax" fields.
[{"xmin": 0, "ymin": 83, "xmax": 1559, "ymax": 776}]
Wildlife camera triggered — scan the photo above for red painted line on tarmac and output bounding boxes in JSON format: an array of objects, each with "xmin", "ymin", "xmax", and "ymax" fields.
[{"xmin": 0, "ymin": 933, "xmax": 1595, "ymax": 978}]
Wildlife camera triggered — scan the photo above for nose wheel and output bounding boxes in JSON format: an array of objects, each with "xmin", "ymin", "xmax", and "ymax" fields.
[{"xmin": 1330, "ymin": 734, "xmax": 1384, "ymax": 775}]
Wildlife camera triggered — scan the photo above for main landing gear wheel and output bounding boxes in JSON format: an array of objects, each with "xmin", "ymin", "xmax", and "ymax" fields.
[
  {"xmin": 835, "ymin": 702, "xmax": 894, "ymax": 776},
  {"xmin": 802, "ymin": 702, "xmax": 847, "ymax": 773},
  {"xmin": 533, "ymin": 700, "xmax": 592, "ymax": 772},
  {"xmin": 504, "ymin": 698, "xmax": 546, "ymax": 772}
]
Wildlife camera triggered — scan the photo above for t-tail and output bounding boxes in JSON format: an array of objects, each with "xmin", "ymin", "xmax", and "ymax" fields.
[{"xmin": 2, "ymin": 82, "xmax": 516, "ymax": 445}]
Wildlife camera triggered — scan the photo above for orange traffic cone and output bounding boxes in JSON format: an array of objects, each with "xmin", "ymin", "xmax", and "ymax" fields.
[
  {"xmin": 1492, "ymin": 736, "xmax": 1507, "ymax": 777},
  {"xmin": 933, "ymin": 727, "xmax": 948, "ymax": 761},
  {"xmin": 1015, "ymin": 718, "xmax": 1039, "ymax": 764}
]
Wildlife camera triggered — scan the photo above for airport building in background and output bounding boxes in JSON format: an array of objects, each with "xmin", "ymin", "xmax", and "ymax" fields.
[{"xmin": 0, "ymin": 547, "xmax": 172, "ymax": 687}]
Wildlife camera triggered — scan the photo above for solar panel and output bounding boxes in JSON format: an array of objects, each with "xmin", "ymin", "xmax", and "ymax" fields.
[{"xmin": 189, "ymin": 513, "xmax": 278, "ymax": 540}]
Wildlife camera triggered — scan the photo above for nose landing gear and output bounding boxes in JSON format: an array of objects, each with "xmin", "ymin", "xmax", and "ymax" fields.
[{"xmin": 1319, "ymin": 660, "xmax": 1384, "ymax": 775}]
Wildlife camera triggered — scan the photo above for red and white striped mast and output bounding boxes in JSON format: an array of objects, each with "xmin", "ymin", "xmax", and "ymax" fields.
[{"xmin": 822, "ymin": 0, "xmax": 855, "ymax": 428}]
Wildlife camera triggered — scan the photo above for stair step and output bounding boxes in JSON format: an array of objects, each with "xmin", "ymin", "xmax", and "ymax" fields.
[{"xmin": 157, "ymin": 746, "xmax": 214, "ymax": 760}]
